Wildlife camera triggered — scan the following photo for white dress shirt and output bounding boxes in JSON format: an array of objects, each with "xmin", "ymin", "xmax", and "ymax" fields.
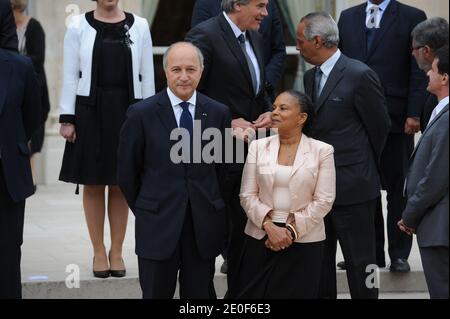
[
  {"xmin": 366, "ymin": 0, "xmax": 391, "ymax": 28},
  {"xmin": 167, "ymin": 88, "xmax": 196, "ymax": 128},
  {"xmin": 316, "ymin": 49, "xmax": 342, "ymax": 95},
  {"xmin": 428, "ymin": 96, "xmax": 449, "ymax": 128},
  {"xmin": 223, "ymin": 12, "xmax": 261, "ymax": 93}
]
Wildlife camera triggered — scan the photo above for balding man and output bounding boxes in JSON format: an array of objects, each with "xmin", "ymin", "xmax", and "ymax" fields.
[{"xmin": 118, "ymin": 42, "xmax": 231, "ymax": 299}]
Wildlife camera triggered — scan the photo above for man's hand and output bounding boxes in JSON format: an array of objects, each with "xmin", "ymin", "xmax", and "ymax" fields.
[
  {"xmin": 404, "ymin": 117, "xmax": 421, "ymax": 135},
  {"xmin": 60, "ymin": 124, "xmax": 76, "ymax": 143},
  {"xmin": 232, "ymin": 118, "xmax": 256, "ymax": 143},
  {"xmin": 253, "ymin": 112, "xmax": 273, "ymax": 129},
  {"xmin": 397, "ymin": 219, "xmax": 416, "ymax": 235}
]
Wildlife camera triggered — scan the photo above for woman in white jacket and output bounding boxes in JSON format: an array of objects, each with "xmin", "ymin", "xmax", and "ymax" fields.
[{"xmin": 59, "ymin": 0, "xmax": 155, "ymax": 278}]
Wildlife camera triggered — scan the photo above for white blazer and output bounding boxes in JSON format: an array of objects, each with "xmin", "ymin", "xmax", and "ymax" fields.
[
  {"xmin": 60, "ymin": 13, "xmax": 155, "ymax": 116},
  {"xmin": 240, "ymin": 135, "xmax": 336, "ymax": 243}
]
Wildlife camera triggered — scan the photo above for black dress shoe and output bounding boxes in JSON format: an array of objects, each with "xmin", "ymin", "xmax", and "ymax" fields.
[
  {"xmin": 337, "ymin": 261, "xmax": 346, "ymax": 270},
  {"xmin": 389, "ymin": 258, "xmax": 411, "ymax": 273},
  {"xmin": 109, "ymin": 253, "xmax": 126, "ymax": 278},
  {"xmin": 220, "ymin": 259, "xmax": 228, "ymax": 274},
  {"xmin": 93, "ymin": 257, "xmax": 110, "ymax": 279},
  {"xmin": 110, "ymin": 268, "xmax": 126, "ymax": 278}
]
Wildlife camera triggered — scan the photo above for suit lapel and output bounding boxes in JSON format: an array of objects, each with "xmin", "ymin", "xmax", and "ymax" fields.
[
  {"xmin": 354, "ymin": 4, "xmax": 369, "ymax": 59},
  {"xmin": 315, "ymin": 55, "xmax": 346, "ymax": 112},
  {"xmin": 247, "ymin": 31, "xmax": 265, "ymax": 95},
  {"xmin": 410, "ymin": 105, "xmax": 449, "ymax": 160},
  {"xmin": 194, "ymin": 94, "xmax": 208, "ymax": 135},
  {"xmin": 157, "ymin": 90, "xmax": 178, "ymax": 135},
  {"xmin": 304, "ymin": 70, "xmax": 314, "ymax": 98},
  {"xmin": 218, "ymin": 14, "xmax": 254, "ymax": 95},
  {"xmin": 291, "ymin": 135, "xmax": 310, "ymax": 178},
  {"xmin": 366, "ymin": 0, "xmax": 398, "ymax": 61},
  {"xmin": 0, "ymin": 50, "xmax": 11, "ymax": 117},
  {"xmin": 266, "ymin": 136, "xmax": 279, "ymax": 192}
]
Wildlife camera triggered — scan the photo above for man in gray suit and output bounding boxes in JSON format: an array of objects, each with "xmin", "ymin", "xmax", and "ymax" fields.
[
  {"xmin": 398, "ymin": 46, "xmax": 449, "ymax": 299},
  {"xmin": 298, "ymin": 12, "xmax": 391, "ymax": 299}
]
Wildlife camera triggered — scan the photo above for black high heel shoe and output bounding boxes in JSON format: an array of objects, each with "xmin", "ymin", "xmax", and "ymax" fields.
[
  {"xmin": 93, "ymin": 257, "xmax": 110, "ymax": 279},
  {"xmin": 109, "ymin": 252, "xmax": 126, "ymax": 278}
]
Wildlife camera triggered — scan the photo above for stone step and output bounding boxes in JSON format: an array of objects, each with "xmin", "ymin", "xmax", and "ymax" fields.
[{"xmin": 23, "ymin": 269, "xmax": 428, "ymax": 299}]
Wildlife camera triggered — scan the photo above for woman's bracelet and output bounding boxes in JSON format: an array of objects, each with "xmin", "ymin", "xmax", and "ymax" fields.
[
  {"xmin": 262, "ymin": 218, "xmax": 273, "ymax": 231},
  {"xmin": 286, "ymin": 223, "xmax": 298, "ymax": 240}
]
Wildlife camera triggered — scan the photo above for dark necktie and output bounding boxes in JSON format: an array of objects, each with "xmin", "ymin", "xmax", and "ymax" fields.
[
  {"xmin": 238, "ymin": 33, "xmax": 258, "ymax": 95},
  {"xmin": 179, "ymin": 102, "xmax": 193, "ymax": 137},
  {"xmin": 313, "ymin": 67, "xmax": 323, "ymax": 103}
]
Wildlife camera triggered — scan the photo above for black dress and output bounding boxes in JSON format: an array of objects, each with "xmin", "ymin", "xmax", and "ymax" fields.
[{"xmin": 59, "ymin": 12, "xmax": 135, "ymax": 186}]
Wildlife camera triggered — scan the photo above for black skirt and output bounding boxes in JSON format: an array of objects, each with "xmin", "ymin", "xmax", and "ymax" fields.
[
  {"xmin": 231, "ymin": 234, "xmax": 324, "ymax": 299},
  {"xmin": 59, "ymin": 88, "xmax": 129, "ymax": 185}
]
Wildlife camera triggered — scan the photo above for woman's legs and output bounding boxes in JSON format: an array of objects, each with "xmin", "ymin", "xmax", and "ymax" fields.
[
  {"xmin": 107, "ymin": 186, "xmax": 129, "ymax": 270},
  {"xmin": 83, "ymin": 185, "xmax": 108, "ymax": 271}
]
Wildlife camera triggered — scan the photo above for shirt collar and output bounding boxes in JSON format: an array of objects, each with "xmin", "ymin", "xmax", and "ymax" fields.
[
  {"xmin": 319, "ymin": 49, "xmax": 342, "ymax": 77},
  {"xmin": 435, "ymin": 96, "xmax": 449, "ymax": 116},
  {"xmin": 366, "ymin": 0, "xmax": 391, "ymax": 12},
  {"xmin": 223, "ymin": 11, "xmax": 246, "ymax": 39},
  {"xmin": 167, "ymin": 87, "xmax": 197, "ymax": 107}
]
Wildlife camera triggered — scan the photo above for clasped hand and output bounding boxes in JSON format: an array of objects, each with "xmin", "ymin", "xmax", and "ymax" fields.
[{"xmin": 264, "ymin": 222, "xmax": 293, "ymax": 252}]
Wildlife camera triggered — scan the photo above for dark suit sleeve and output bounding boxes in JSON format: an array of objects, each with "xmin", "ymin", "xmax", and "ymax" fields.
[
  {"xmin": 22, "ymin": 59, "xmax": 41, "ymax": 141},
  {"xmin": 117, "ymin": 106, "xmax": 145, "ymax": 213},
  {"xmin": 264, "ymin": 2, "xmax": 286, "ymax": 88},
  {"xmin": 0, "ymin": 0, "xmax": 18, "ymax": 51},
  {"xmin": 216, "ymin": 106, "xmax": 232, "ymax": 199},
  {"xmin": 191, "ymin": 0, "xmax": 216, "ymax": 28},
  {"xmin": 354, "ymin": 69, "xmax": 391, "ymax": 162},
  {"xmin": 185, "ymin": 26, "xmax": 213, "ymax": 91},
  {"xmin": 403, "ymin": 125, "xmax": 449, "ymax": 228},
  {"xmin": 406, "ymin": 10, "xmax": 428, "ymax": 119},
  {"xmin": 25, "ymin": 19, "xmax": 46, "ymax": 71}
]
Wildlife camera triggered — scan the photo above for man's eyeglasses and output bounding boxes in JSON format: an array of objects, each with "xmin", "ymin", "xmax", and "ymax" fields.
[{"xmin": 412, "ymin": 45, "xmax": 426, "ymax": 51}]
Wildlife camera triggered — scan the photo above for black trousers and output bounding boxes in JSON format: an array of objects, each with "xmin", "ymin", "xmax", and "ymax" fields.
[
  {"xmin": 319, "ymin": 199, "xmax": 379, "ymax": 299},
  {"xmin": 0, "ymin": 162, "xmax": 25, "ymax": 299},
  {"xmin": 222, "ymin": 170, "xmax": 248, "ymax": 298},
  {"xmin": 377, "ymin": 133, "xmax": 414, "ymax": 261},
  {"xmin": 419, "ymin": 246, "xmax": 449, "ymax": 299},
  {"xmin": 138, "ymin": 206, "xmax": 216, "ymax": 299},
  {"xmin": 233, "ymin": 234, "xmax": 324, "ymax": 299}
]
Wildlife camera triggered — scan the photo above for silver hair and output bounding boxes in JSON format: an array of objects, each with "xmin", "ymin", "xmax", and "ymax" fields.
[
  {"xmin": 300, "ymin": 12, "xmax": 339, "ymax": 48},
  {"xmin": 221, "ymin": 0, "xmax": 251, "ymax": 14},
  {"xmin": 163, "ymin": 42, "xmax": 204, "ymax": 71},
  {"xmin": 412, "ymin": 17, "xmax": 449, "ymax": 51}
]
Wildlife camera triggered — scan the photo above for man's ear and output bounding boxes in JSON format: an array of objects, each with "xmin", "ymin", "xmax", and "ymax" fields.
[
  {"xmin": 314, "ymin": 36, "xmax": 322, "ymax": 48},
  {"xmin": 442, "ymin": 73, "xmax": 449, "ymax": 86}
]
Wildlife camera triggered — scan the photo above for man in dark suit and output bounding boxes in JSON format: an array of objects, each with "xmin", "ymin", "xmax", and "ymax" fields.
[
  {"xmin": 398, "ymin": 47, "xmax": 449, "ymax": 299},
  {"xmin": 0, "ymin": 0, "xmax": 41, "ymax": 299},
  {"xmin": 186, "ymin": 0, "xmax": 272, "ymax": 295},
  {"xmin": 0, "ymin": 0, "xmax": 18, "ymax": 51},
  {"xmin": 117, "ymin": 42, "xmax": 231, "ymax": 299},
  {"xmin": 338, "ymin": 0, "xmax": 428, "ymax": 272},
  {"xmin": 411, "ymin": 17, "xmax": 449, "ymax": 131},
  {"xmin": 298, "ymin": 12, "xmax": 391, "ymax": 299},
  {"xmin": 191, "ymin": 0, "xmax": 286, "ymax": 101}
]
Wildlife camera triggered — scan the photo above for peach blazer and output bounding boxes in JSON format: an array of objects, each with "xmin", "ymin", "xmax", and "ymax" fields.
[{"xmin": 240, "ymin": 134, "xmax": 336, "ymax": 243}]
